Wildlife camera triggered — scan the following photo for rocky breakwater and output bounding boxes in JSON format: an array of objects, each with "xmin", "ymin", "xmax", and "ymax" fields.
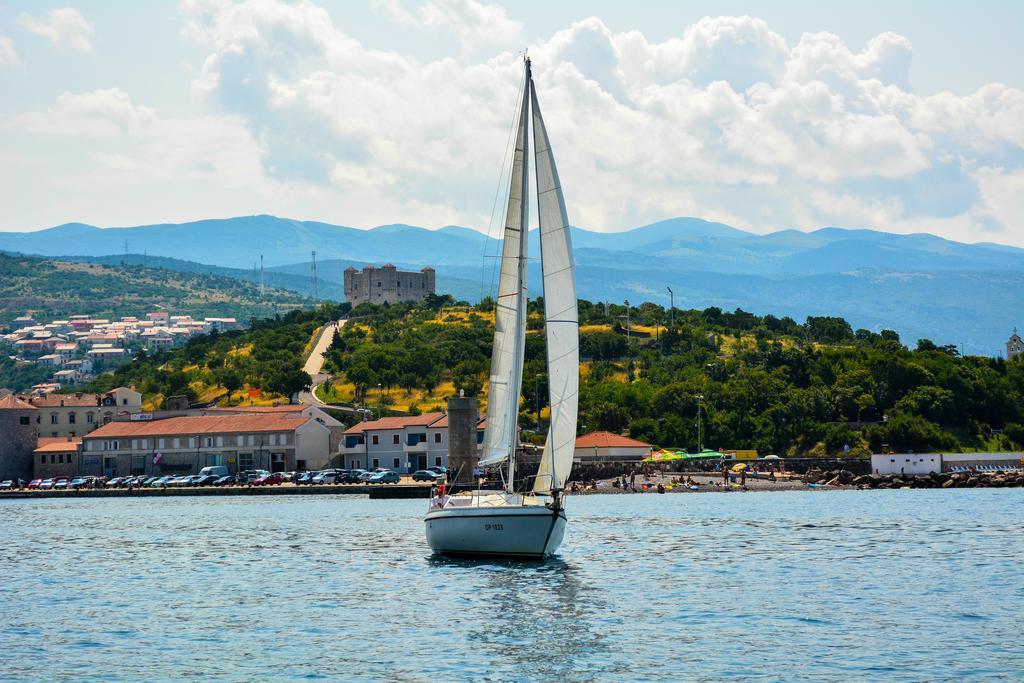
[{"xmin": 802, "ymin": 468, "xmax": 1024, "ymax": 490}]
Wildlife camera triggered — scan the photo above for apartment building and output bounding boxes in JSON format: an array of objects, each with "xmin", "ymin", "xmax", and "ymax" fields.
[
  {"xmin": 80, "ymin": 413, "xmax": 331, "ymax": 477},
  {"xmin": 341, "ymin": 412, "xmax": 485, "ymax": 472},
  {"xmin": 27, "ymin": 388, "xmax": 142, "ymax": 438}
]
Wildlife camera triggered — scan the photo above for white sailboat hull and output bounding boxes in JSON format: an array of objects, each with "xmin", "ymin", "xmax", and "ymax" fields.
[{"xmin": 424, "ymin": 504, "xmax": 567, "ymax": 558}]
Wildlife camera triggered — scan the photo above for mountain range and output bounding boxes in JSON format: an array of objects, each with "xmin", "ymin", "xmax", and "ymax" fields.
[{"xmin": 1, "ymin": 215, "xmax": 1021, "ymax": 355}]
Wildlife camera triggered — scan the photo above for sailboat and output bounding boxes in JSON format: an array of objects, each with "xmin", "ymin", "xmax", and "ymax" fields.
[{"xmin": 424, "ymin": 58, "xmax": 579, "ymax": 558}]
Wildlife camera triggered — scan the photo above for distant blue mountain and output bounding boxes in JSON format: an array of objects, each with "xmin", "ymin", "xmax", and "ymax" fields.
[{"xmin": 1, "ymin": 215, "xmax": 1021, "ymax": 354}]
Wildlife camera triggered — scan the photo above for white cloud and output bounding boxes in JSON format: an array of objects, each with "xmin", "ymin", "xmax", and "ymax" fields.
[
  {"xmin": 0, "ymin": 34, "xmax": 18, "ymax": 67},
  {"xmin": 17, "ymin": 7, "xmax": 95, "ymax": 54},
  {"xmin": 167, "ymin": 3, "xmax": 1024, "ymax": 243},
  {"xmin": 5, "ymin": 2, "xmax": 1023, "ymax": 246},
  {"xmin": 18, "ymin": 89, "xmax": 155, "ymax": 135}
]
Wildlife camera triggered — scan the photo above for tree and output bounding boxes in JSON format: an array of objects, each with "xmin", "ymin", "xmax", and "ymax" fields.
[
  {"xmin": 268, "ymin": 367, "xmax": 311, "ymax": 403},
  {"xmin": 220, "ymin": 370, "xmax": 243, "ymax": 403}
]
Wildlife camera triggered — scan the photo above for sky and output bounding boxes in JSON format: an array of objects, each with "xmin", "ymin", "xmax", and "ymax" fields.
[{"xmin": 0, "ymin": 0, "xmax": 1022, "ymax": 246}]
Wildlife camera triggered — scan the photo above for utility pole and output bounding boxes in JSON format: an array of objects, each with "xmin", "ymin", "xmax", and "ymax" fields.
[
  {"xmin": 259, "ymin": 255, "xmax": 265, "ymax": 298},
  {"xmin": 311, "ymin": 250, "xmax": 319, "ymax": 303},
  {"xmin": 696, "ymin": 394, "xmax": 704, "ymax": 452},
  {"xmin": 666, "ymin": 286, "xmax": 674, "ymax": 327}
]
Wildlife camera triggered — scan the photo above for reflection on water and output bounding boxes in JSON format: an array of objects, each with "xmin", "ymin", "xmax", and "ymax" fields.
[{"xmin": 1, "ymin": 490, "xmax": 1023, "ymax": 681}]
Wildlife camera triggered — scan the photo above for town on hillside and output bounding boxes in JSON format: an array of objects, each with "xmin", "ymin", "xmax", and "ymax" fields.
[{"xmin": 1, "ymin": 310, "xmax": 239, "ymax": 391}]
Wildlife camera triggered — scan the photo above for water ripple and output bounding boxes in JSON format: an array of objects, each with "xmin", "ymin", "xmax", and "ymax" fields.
[{"xmin": 0, "ymin": 489, "xmax": 1021, "ymax": 681}]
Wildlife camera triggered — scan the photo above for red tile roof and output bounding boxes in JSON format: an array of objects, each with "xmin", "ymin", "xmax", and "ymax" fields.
[
  {"xmin": 344, "ymin": 412, "xmax": 445, "ymax": 434},
  {"xmin": 83, "ymin": 414, "xmax": 309, "ymax": 438},
  {"xmin": 0, "ymin": 394, "xmax": 36, "ymax": 410},
  {"xmin": 28, "ymin": 392, "xmax": 126, "ymax": 408},
  {"xmin": 574, "ymin": 431, "xmax": 652, "ymax": 449},
  {"xmin": 34, "ymin": 437, "xmax": 82, "ymax": 453}
]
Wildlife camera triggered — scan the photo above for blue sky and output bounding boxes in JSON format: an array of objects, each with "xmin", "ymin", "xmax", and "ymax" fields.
[{"xmin": 1, "ymin": 0, "xmax": 1022, "ymax": 246}]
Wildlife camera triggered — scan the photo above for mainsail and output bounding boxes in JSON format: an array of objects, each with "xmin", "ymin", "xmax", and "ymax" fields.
[
  {"xmin": 530, "ymin": 81, "xmax": 580, "ymax": 493},
  {"xmin": 479, "ymin": 67, "xmax": 530, "ymax": 469}
]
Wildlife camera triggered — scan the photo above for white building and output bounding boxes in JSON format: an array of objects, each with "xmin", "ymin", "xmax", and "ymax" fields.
[{"xmin": 341, "ymin": 412, "xmax": 485, "ymax": 472}]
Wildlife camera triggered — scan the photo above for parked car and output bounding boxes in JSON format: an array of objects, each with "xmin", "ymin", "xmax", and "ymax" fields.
[
  {"xmin": 239, "ymin": 470, "xmax": 270, "ymax": 484},
  {"xmin": 198, "ymin": 465, "xmax": 230, "ymax": 478},
  {"xmin": 296, "ymin": 471, "xmax": 318, "ymax": 485},
  {"xmin": 428, "ymin": 466, "xmax": 448, "ymax": 475},
  {"xmin": 192, "ymin": 474, "xmax": 218, "ymax": 486},
  {"xmin": 53, "ymin": 478, "xmax": 71, "ymax": 490},
  {"xmin": 358, "ymin": 468, "xmax": 389, "ymax": 483},
  {"xmin": 213, "ymin": 475, "xmax": 236, "ymax": 486},
  {"xmin": 312, "ymin": 470, "xmax": 343, "ymax": 484},
  {"xmin": 27, "ymin": 479, "xmax": 42, "ymax": 490},
  {"xmin": 368, "ymin": 470, "xmax": 401, "ymax": 484},
  {"xmin": 412, "ymin": 470, "xmax": 442, "ymax": 482},
  {"xmin": 142, "ymin": 477, "xmax": 161, "ymax": 487},
  {"xmin": 39, "ymin": 479, "xmax": 57, "ymax": 490},
  {"xmin": 0, "ymin": 480, "xmax": 12, "ymax": 490},
  {"xmin": 69, "ymin": 477, "xmax": 90, "ymax": 489},
  {"xmin": 277, "ymin": 471, "xmax": 298, "ymax": 482},
  {"xmin": 252, "ymin": 473, "xmax": 284, "ymax": 486},
  {"xmin": 339, "ymin": 470, "xmax": 365, "ymax": 484}
]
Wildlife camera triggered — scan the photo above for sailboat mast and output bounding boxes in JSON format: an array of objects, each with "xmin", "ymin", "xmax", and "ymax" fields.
[{"xmin": 479, "ymin": 56, "xmax": 531, "ymax": 489}]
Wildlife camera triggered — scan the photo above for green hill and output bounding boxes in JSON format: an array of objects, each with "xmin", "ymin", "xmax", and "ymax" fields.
[
  {"xmin": 0, "ymin": 252, "xmax": 310, "ymax": 326},
  {"xmin": 72, "ymin": 295, "xmax": 1024, "ymax": 456}
]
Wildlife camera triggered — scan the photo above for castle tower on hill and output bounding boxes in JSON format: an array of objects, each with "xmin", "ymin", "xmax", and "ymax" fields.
[{"xmin": 343, "ymin": 264, "xmax": 436, "ymax": 306}]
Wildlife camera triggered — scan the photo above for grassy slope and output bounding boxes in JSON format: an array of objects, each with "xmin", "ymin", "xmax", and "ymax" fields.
[{"xmin": 0, "ymin": 252, "xmax": 309, "ymax": 325}]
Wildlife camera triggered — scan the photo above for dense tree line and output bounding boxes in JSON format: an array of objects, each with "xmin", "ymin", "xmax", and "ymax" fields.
[
  {"xmin": 68, "ymin": 293, "xmax": 1024, "ymax": 455},
  {"xmin": 325, "ymin": 298, "xmax": 1024, "ymax": 456}
]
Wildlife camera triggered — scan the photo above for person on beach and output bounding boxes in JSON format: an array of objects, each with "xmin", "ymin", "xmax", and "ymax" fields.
[
  {"xmin": 721, "ymin": 463, "xmax": 729, "ymax": 484},
  {"xmin": 629, "ymin": 471, "xmax": 636, "ymax": 490},
  {"xmin": 740, "ymin": 469, "xmax": 746, "ymax": 486}
]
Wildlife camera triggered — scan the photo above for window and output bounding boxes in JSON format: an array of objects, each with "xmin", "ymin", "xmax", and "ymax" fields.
[
  {"xmin": 393, "ymin": 434, "xmax": 400, "ymax": 445},
  {"xmin": 377, "ymin": 281, "xmax": 382, "ymax": 287},
  {"xmin": 51, "ymin": 413, "xmax": 59, "ymax": 424},
  {"xmin": 435, "ymin": 456, "xmax": 442, "ymax": 467},
  {"xmin": 19, "ymin": 416, "xmax": 29, "ymax": 425},
  {"xmin": 216, "ymin": 436, "xmax": 223, "ymax": 447},
  {"xmin": 393, "ymin": 458, "xmax": 400, "ymax": 468},
  {"xmin": 238, "ymin": 453, "xmax": 254, "ymax": 470},
  {"xmin": 269, "ymin": 434, "xmax": 277, "ymax": 446},
  {"xmin": 87, "ymin": 412, "xmax": 94, "ymax": 424},
  {"xmin": 372, "ymin": 435, "xmax": 379, "ymax": 445},
  {"xmin": 122, "ymin": 399, "xmax": 128, "ymax": 405},
  {"xmin": 69, "ymin": 412, "xmax": 76, "ymax": 424},
  {"xmin": 372, "ymin": 458, "xmax": 379, "ymax": 468},
  {"xmin": 204, "ymin": 437, "xmax": 214, "ymax": 448},
  {"xmin": 434, "ymin": 433, "xmax": 441, "ymax": 443}
]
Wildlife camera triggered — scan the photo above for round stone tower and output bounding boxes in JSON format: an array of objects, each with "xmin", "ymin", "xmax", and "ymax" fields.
[
  {"xmin": 446, "ymin": 393, "xmax": 479, "ymax": 487},
  {"xmin": 0, "ymin": 394, "xmax": 38, "ymax": 480}
]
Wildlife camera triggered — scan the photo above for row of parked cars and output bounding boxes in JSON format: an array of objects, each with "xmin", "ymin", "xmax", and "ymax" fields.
[
  {"xmin": 1, "ymin": 465, "xmax": 451, "ymax": 492},
  {"xmin": 295, "ymin": 466, "xmax": 448, "ymax": 485}
]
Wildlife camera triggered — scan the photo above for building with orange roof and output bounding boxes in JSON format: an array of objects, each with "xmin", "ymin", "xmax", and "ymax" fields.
[
  {"xmin": 33, "ymin": 437, "xmax": 82, "ymax": 479},
  {"xmin": 574, "ymin": 431, "xmax": 653, "ymax": 464},
  {"xmin": 341, "ymin": 411, "xmax": 485, "ymax": 472},
  {"xmin": 80, "ymin": 412, "xmax": 331, "ymax": 477}
]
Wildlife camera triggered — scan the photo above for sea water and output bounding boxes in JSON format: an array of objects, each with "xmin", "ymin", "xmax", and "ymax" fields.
[{"xmin": 1, "ymin": 489, "xmax": 1021, "ymax": 681}]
